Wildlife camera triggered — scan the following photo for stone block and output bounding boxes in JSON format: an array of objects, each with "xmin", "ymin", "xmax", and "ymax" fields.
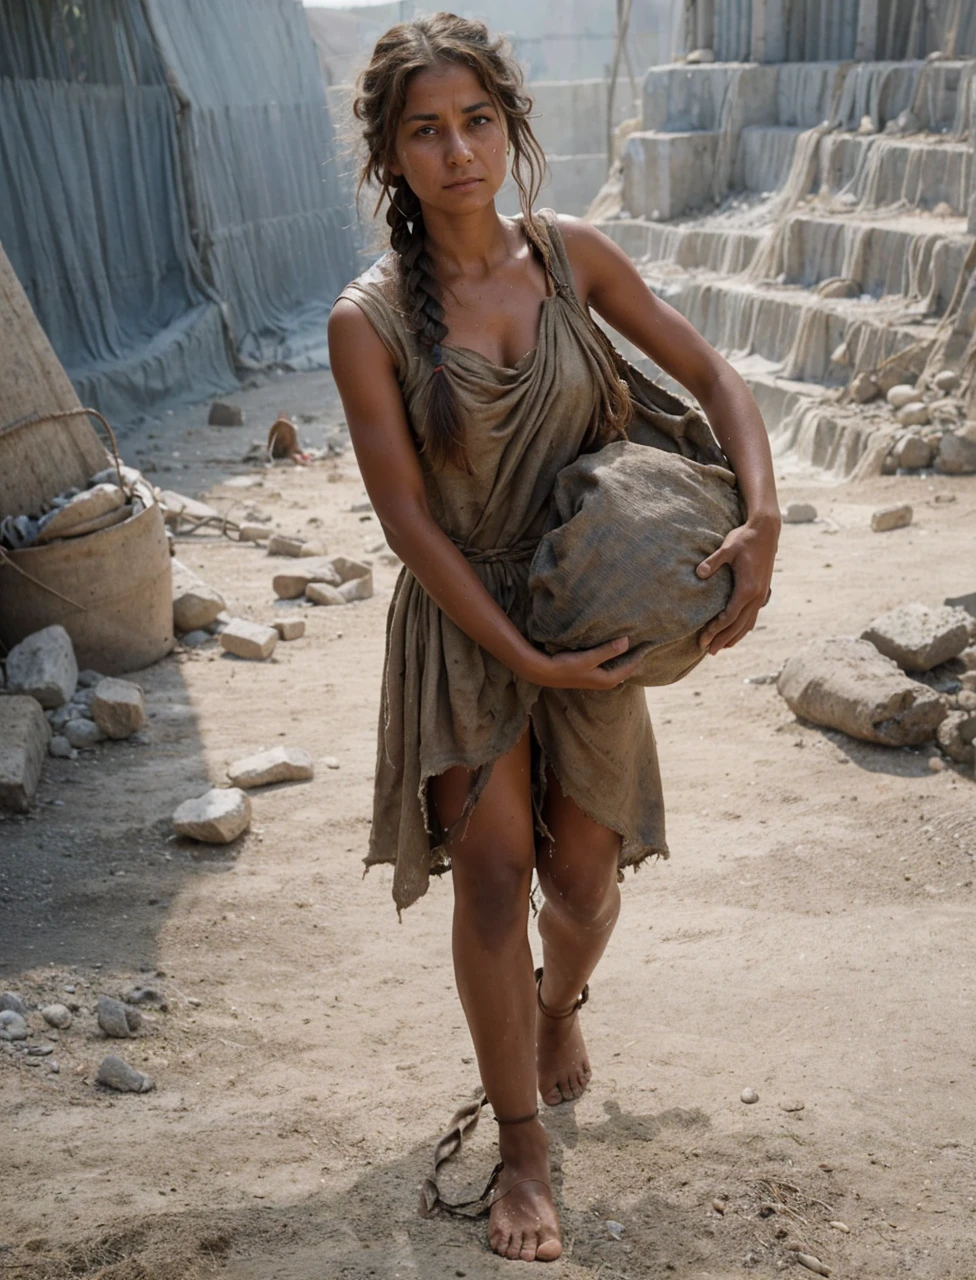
[
  {"xmin": 782, "ymin": 502, "xmax": 817, "ymax": 524},
  {"xmin": 861, "ymin": 603, "xmax": 971, "ymax": 672},
  {"xmin": 273, "ymin": 618, "xmax": 305, "ymax": 641},
  {"xmin": 239, "ymin": 523, "xmax": 271, "ymax": 543},
  {"xmin": 870, "ymin": 504, "xmax": 912, "ymax": 532},
  {"xmin": 778, "ymin": 636, "xmax": 946, "ymax": 746},
  {"xmin": 92, "ymin": 679, "xmax": 146, "ymax": 739},
  {"xmin": 0, "ymin": 697, "xmax": 51, "ymax": 812},
  {"xmin": 305, "ymin": 583, "xmax": 346, "ymax": 607},
  {"xmin": 208, "ymin": 400, "xmax": 245, "ymax": 426},
  {"xmin": 267, "ymin": 534, "xmax": 306, "ymax": 557},
  {"xmin": 937, "ymin": 711, "xmax": 976, "ymax": 764},
  {"xmin": 338, "ymin": 571, "xmax": 374, "ymax": 603},
  {"xmin": 219, "ymin": 618, "xmax": 278, "ymax": 660},
  {"xmin": 5, "ymin": 625, "xmax": 78, "ymax": 708},
  {"xmin": 227, "ymin": 745, "xmax": 314, "ymax": 789},
  {"xmin": 171, "ymin": 558, "xmax": 226, "ymax": 632},
  {"xmin": 329, "ymin": 555, "xmax": 372, "ymax": 584},
  {"xmin": 272, "ymin": 560, "xmax": 340, "ymax": 599},
  {"xmin": 173, "ymin": 787, "xmax": 251, "ymax": 843},
  {"xmin": 622, "ymin": 131, "xmax": 719, "ymax": 221}
]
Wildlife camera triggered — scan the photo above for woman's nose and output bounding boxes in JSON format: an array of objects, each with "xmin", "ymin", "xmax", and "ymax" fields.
[{"xmin": 444, "ymin": 129, "xmax": 474, "ymax": 166}]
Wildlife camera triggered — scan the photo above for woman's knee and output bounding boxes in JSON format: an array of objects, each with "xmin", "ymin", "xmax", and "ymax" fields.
[
  {"xmin": 538, "ymin": 847, "xmax": 620, "ymax": 927},
  {"xmin": 453, "ymin": 843, "xmax": 534, "ymax": 945}
]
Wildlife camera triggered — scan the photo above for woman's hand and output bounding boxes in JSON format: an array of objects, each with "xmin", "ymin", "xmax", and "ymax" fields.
[
  {"xmin": 522, "ymin": 637, "xmax": 644, "ymax": 690},
  {"xmin": 697, "ymin": 514, "xmax": 780, "ymax": 655}
]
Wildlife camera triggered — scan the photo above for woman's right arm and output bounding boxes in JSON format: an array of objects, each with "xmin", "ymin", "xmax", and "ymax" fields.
[{"xmin": 327, "ymin": 299, "xmax": 637, "ymax": 691}]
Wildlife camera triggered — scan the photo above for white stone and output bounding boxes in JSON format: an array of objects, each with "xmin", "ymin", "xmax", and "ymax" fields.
[
  {"xmin": 173, "ymin": 787, "xmax": 251, "ymax": 843},
  {"xmin": 850, "ymin": 373, "xmax": 880, "ymax": 403},
  {"xmin": 896, "ymin": 401, "xmax": 930, "ymax": 428},
  {"xmin": 267, "ymin": 534, "xmax": 306, "ymax": 557},
  {"xmin": 41, "ymin": 1003, "xmax": 72, "ymax": 1029},
  {"xmin": 273, "ymin": 618, "xmax": 305, "ymax": 641},
  {"xmin": 782, "ymin": 502, "xmax": 817, "ymax": 524},
  {"xmin": 171, "ymin": 558, "xmax": 226, "ymax": 632},
  {"xmin": 829, "ymin": 342, "xmax": 849, "ymax": 366},
  {"xmin": 686, "ymin": 47, "xmax": 715, "ymax": 63},
  {"xmin": 298, "ymin": 539, "xmax": 328, "ymax": 558},
  {"xmin": 933, "ymin": 370, "xmax": 960, "ymax": 395},
  {"xmin": 37, "ymin": 483, "xmax": 125, "ymax": 542},
  {"xmin": 886, "ymin": 384, "xmax": 917, "ymax": 408},
  {"xmin": 329, "ymin": 555, "xmax": 372, "ymax": 584},
  {"xmin": 219, "ymin": 618, "xmax": 279, "ymax": 660},
  {"xmin": 338, "ymin": 571, "xmax": 374, "ymax": 603},
  {"xmin": 305, "ymin": 582, "xmax": 347, "ymax": 607},
  {"xmin": 871, "ymin": 504, "xmax": 912, "ymax": 533},
  {"xmin": 49, "ymin": 735, "xmax": 75, "ymax": 758},
  {"xmin": 64, "ymin": 718, "xmax": 105, "ymax": 748},
  {"xmin": 77, "ymin": 669, "xmax": 104, "ymax": 688},
  {"xmin": 238, "ymin": 523, "xmax": 271, "ymax": 542},
  {"xmin": 227, "ymin": 746, "xmax": 314, "ymax": 789},
  {"xmin": 0, "ymin": 697, "xmax": 51, "ymax": 811},
  {"xmin": 862, "ymin": 604, "xmax": 971, "ymax": 672},
  {"xmin": 6, "ymin": 625, "xmax": 78, "ymax": 709},
  {"xmin": 92, "ymin": 678, "xmax": 147, "ymax": 739},
  {"xmin": 273, "ymin": 560, "xmax": 340, "ymax": 600}
]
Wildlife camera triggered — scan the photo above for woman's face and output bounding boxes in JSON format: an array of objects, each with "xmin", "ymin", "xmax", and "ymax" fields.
[{"xmin": 389, "ymin": 61, "xmax": 509, "ymax": 214}]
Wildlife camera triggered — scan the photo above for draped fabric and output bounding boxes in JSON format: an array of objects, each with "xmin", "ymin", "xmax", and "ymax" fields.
[
  {"xmin": 0, "ymin": 0, "xmax": 356, "ymax": 420},
  {"xmin": 338, "ymin": 212, "xmax": 669, "ymax": 913}
]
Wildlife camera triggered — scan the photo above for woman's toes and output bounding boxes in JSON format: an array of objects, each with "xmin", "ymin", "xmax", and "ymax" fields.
[
  {"xmin": 489, "ymin": 1228, "xmax": 510, "ymax": 1257},
  {"xmin": 542, "ymin": 1084, "xmax": 564, "ymax": 1106},
  {"xmin": 537, "ymin": 1233, "xmax": 563, "ymax": 1262},
  {"xmin": 505, "ymin": 1231, "xmax": 524, "ymax": 1261},
  {"xmin": 520, "ymin": 1233, "xmax": 540, "ymax": 1262}
]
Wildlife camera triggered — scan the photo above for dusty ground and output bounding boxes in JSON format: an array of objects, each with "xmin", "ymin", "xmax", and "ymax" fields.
[{"xmin": 2, "ymin": 372, "xmax": 976, "ymax": 1280}]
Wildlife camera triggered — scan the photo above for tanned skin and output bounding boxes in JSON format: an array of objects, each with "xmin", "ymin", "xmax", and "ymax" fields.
[{"xmin": 329, "ymin": 62, "xmax": 779, "ymax": 1264}]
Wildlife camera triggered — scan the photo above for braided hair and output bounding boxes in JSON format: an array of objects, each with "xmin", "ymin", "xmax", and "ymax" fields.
[{"xmin": 353, "ymin": 12, "xmax": 629, "ymax": 470}]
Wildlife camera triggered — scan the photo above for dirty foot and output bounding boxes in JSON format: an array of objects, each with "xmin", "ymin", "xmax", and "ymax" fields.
[
  {"xmin": 536, "ymin": 976, "xmax": 591, "ymax": 1107},
  {"xmin": 489, "ymin": 1119, "xmax": 562, "ymax": 1262}
]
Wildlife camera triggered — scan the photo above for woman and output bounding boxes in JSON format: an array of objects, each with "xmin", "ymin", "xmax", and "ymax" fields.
[{"xmin": 328, "ymin": 13, "xmax": 779, "ymax": 1264}]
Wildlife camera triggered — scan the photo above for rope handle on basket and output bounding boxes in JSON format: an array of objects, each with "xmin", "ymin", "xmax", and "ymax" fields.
[
  {"xmin": 0, "ymin": 406, "xmax": 127, "ymax": 498},
  {"xmin": 0, "ymin": 405, "xmax": 132, "ymax": 615}
]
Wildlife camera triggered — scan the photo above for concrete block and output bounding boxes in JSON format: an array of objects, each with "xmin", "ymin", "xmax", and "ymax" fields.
[
  {"xmin": 0, "ymin": 696, "xmax": 51, "ymax": 812},
  {"xmin": 622, "ymin": 131, "xmax": 719, "ymax": 221},
  {"xmin": 219, "ymin": 618, "xmax": 278, "ymax": 660},
  {"xmin": 171, "ymin": 559, "xmax": 226, "ymax": 633},
  {"xmin": 92, "ymin": 678, "xmax": 147, "ymax": 739}
]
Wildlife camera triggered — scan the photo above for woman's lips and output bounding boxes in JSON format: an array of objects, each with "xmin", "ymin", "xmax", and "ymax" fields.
[{"xmin": 444, "ymin": 177, "xmax": 482, "ymax": 191}]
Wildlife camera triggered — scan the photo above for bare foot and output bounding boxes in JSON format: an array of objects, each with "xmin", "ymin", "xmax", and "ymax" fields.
[
  {"xmin": 488, "ymin": 1119, "xmax": 562, "ymax": 1262},
  {"xmin": 536, "ymin": 980, "xmax": 592, "ymax": 1107}
]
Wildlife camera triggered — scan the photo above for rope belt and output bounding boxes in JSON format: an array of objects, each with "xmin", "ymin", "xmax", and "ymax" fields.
[{"xmin": 451, "ymin": 537, "xmax": 538, "ymax": 565}]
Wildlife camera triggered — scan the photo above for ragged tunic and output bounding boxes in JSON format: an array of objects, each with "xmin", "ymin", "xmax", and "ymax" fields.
[{"xmin": 338, "ymin": 210, "xmax": 668, "ymax": 912}]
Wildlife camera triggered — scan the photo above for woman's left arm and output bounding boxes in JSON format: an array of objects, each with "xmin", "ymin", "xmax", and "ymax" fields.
[{"xmin": 559, "ymin": 218, "xmax": 781, "ymax": 655}]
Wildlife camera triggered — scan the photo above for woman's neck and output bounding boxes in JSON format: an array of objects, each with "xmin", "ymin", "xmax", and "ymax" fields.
[{"xmin": 420, "ymin": 201, "xmax": 518, "ymax": 282}]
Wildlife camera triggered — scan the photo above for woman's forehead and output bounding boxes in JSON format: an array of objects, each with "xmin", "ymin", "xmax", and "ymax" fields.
[{"xmin": 402, "ymin": 62, "xmax": 489, "ymax": 115}]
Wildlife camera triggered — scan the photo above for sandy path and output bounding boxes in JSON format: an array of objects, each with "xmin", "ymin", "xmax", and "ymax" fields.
[{"xmin": 1, "ymin": 377, "xmax": 975, "ymax": 1280}]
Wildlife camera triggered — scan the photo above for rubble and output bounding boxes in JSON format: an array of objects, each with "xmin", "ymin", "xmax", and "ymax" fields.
[
  {"xmin": 208, "ymin": 400, "xmax": 245, "ymax": 427},
  {"xmin": 306, "ymin": 582, "xmax": 346, "ymax": 607},
  {"xmin": 782, "ymin": 502, "xmax": 817, "ymax": 524},
  {"xmin": 239, "ymin": 522, "xmax": 272, "ymax": 542},
  {"xmin": 63, "ymin": 718, "xmax": 105, "ymax": 748},
  {"xmin": 5, "ymin": 625, "xmax": 78, "ymax": 708},
  {"xmin": 337, "ymin": 572, "xmax": 374, "ymax": 603},
  {"xmin": 936, "ymin": 712, "xmax": 976, "ymax": 765},
  {"xmin": 97, "ymin": 994, "xmax": 142, "ymax": 1038},
  {"xmin": 861, "ymin": 604, "xmax": 971, "ymax": 672},
  {"xmin": 850, "ymin": 373, "xmax": 880, "ymax": 403},
  {"xmin": 96, "ymin": 1055, "xmax": 155, "ymax": 1093},
  {"xmin": 267, "ymin": 534, "xmax": 309, "ymax": 557},
  {"xmin": 329, "ymin": 555, "xmax": 371, "ymax": 584},
  {"xmin": 891, "ymin": 434, "xmax": 933, "ymax": 470},
  {"xmin": 870, "ymin": 504, "xmax": 912, "ymax": 533},
  {"xmin": 273, "ymin": 618, "xmax": 305, "ymax": 641},
  {"xmin": 0, "ymin": 697, "xmax": 51, "ymax": 811},
  {"xmin": 886, "ymin": 385, "xmax": 917, "ymax": 408},
  {"xmin": 49, "ymin": 735, "xmax": 74, "ymax": 758},
  {"xmin": 895, "ymin": 402, "xmax": 930, "ymax": 428},
  {"xmin": 92, "ymin": 678, "xmax": 147, "ymax": 739},
  {"xmin": 0, "ymin": 1011, "xmax": 29, "ymax": 1041},
  {"xmin": 219, "ymin": 618, "xmax": 279, "ymax": 660},
  {"xmin": 171, "ymin": 558, "xmax": 227, "ymax": 632},
  {"xmin": 227, "ymin": 745, "xmax": 314, "ymax": 789},
  {"xmin": 41, "ymin": 1004, "xmax": 72, "ymax": 1029},
  {"xmin": 0, "ymin": 993, "xmax": 26, "ymax": 1015},
  {"xmin": 778, "ymin": 637, "xmax": 946, "ymax": 747},
  {"xmin": 935, "ymin": 425, "xmax": 976, "ymax": 475},
  {"xmin": 273, "ymin": 561, "xmax": 340, "ymax": 600},
  {"xmin": 173, "ymin": 787, "xmax": 252, "ymax": 843},
  {"xmin": 933, "ymin": 371, "xmax": 960, "ymax": 395}
]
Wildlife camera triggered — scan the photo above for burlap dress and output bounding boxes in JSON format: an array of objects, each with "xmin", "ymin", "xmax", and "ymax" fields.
[{"xmin": 338, "ymin": 210, "xmax": 668, "ymax": 912}]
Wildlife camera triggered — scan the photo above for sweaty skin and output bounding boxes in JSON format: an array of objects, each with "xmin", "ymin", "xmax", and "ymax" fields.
[{"xmin": 329, "ymin": 60, "xmax": 779, "ymax": 1265}]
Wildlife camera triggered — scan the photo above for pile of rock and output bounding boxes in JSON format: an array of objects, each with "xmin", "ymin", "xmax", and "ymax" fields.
[
  {"xmin": 0, "ymin": 625, "xmax": 147, "ymax": 810},
  {"xmin": 272, "ymin": 554, "xmax": 374, "ymax": 610},
  {"xmin": 172, "ymin": 745, "xmax": 315, "ymax": 847},
  {"xmin": 870, "ymin": 371, "xmax": 976, "ymax": 475},
  {"xmin": 778, "ymin": 597, "xmax": 976, "ymax": 773},
  {"xmin": 0, "ymin": 984, "xmax": 155, "ymax": 1092},
  {"xmin": 0, "ymin": 464, "xmax": 152, "ymax": 551}
]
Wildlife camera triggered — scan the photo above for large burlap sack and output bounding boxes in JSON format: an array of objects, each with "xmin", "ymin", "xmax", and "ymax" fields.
[{"xmin": 527, "ymin": 440, "xmax": 743, "ymax": 686}]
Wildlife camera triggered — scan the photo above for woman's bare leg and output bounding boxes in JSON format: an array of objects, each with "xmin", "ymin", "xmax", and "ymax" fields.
[
  {"xmin": 536, "ymin": 768, "xmax": 622, "ymax": 1105},
  {"xmin": 430, "ymin": 731, "xmax": 561, "ymax": 1263}
]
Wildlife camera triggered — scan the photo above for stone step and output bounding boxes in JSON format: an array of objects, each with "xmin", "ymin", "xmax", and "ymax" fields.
[
  {"xmin": 636, "ymin": 267, "xmax": 937, "ymax": 386},
  {"xmin": 599, "ymin": 208, "xmax": 968, "ymax": 314}
]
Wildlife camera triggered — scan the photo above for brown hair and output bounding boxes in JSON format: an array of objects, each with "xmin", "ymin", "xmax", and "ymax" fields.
[{"xmin": 353, "ymin": 12, "xmax": 629, "ymax": 469}]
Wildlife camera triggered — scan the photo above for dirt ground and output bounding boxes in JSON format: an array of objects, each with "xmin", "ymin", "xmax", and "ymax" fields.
[{"xmin": 2, "ymin": 371, "xmax": 976, "ymax": 1280}]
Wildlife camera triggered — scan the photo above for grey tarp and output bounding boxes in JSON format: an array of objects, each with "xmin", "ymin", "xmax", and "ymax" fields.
[{"xmin": 0, "ymin": 0, "xmax": 356, "ymax": 420}]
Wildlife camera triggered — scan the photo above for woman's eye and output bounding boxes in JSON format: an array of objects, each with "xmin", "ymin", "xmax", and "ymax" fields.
[
  {"xmin": 470, "ymin": 115, "xmax": 490, "ymax": 126},
  {"xmin": 417, "ymin": 126, "xmax": 436, "ymax": 136}
]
